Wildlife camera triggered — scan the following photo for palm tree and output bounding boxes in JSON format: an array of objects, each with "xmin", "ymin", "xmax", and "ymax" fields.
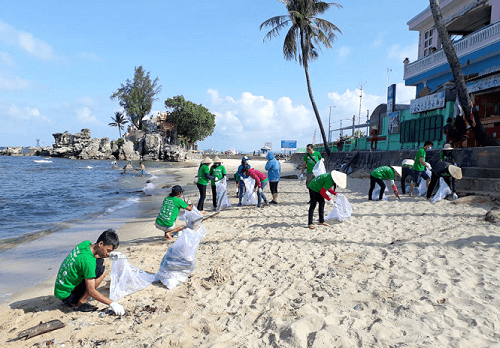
[
  {"xmin": 109, "ymin": 111, "xmax": 128, "ymax": 139},
  {"xmin": 429, "ymin": 0, "xmax": 498, "ymax": 146},
  {"xmin": 260, "ymin": 0, "xmax": 342, "ymax": 156}
]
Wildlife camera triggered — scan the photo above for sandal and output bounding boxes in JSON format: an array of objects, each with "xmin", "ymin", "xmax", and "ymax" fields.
[
  {"xmin": 73, "ymin": 303, "xmax": 98, "ymax": 312},
  {"xmin": 308, "ymin": 225, "xmax": 315, "ymax": 229}
]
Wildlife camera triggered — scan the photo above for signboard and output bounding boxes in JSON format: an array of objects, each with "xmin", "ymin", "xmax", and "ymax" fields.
[
  {"xmin": 387, "ymin": 111, "xmax": 400, "ymax": 134},
  {"xmin": 281, "ymin": 140, "xmax": 297, "ymax": 149},
  {"xmin": 410, "ymin": 91, "xmax": 445, "ymax": 113},
  {"xmin": 387, "ymin": 84, "xmax": 396, "ymax": 113},
  {"xmin": 467, "ymin": 73, "xmax": 500, "ymax": 93}
]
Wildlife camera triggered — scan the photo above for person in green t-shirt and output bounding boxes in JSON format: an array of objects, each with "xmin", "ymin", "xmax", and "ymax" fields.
[
  {"xmin": 155, "ymin": 185, "xmax": 193, "ymax": 240},
  {"xmin": 409, "ymin": 141, "xmax": 433, "ymax": 197},
  {"xmin": 307, "ymin": 170, "xmax": 347, "ymax": 229},
  {"xmin": 301, "ymin": 144, "xmax": 323, "ymax": 187},
  {"xmin": 197, "ymin": 157, "xmax": 215, "ymax": 213},
  {"xmin": 54, "ymin": 229, "xmax": 125, "ymax": 315},
  {"xmin": 368, "ymin": 166, "xmax": 402, "ymax": 201},
  {"xmin": 210, "ymin": 156, "xmax": 226, "ymax": 209}
]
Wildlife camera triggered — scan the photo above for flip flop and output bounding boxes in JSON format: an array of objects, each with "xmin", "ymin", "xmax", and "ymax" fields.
[{"xmin": 73, "ymin": 303, "xmax": 98, "ymax": 312}]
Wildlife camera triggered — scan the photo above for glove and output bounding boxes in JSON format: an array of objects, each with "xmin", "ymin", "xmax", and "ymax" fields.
[
  {"xmin": 110, "ymin": 302, "xmax": 125, "ymax": 316},
  {"xmin": 299, "ymin": 173, "xmax": 304, "ymax": 181},
  {"xmin": 392, "ymin": 184, "xmax": 400, "ymax": 198}
]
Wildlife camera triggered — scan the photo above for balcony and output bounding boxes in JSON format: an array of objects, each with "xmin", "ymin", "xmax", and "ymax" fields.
[{"xmin": 404, "ymin": 21, "xmax": 500, "ymax": 81}]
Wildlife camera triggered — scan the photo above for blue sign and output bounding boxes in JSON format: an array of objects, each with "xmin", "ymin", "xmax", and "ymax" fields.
[{"xmin": 281, "ymin": 140, "xmax": 297, "ymax": 149}]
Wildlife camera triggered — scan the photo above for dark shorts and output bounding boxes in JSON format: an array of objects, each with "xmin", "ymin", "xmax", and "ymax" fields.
[
  {"xmin": 412, "ymin": 170, "xmax": 430, "ymax": 183},
  {"xmin": 62, "ymin": 258, "xmax": 105, "ymax": 307}
]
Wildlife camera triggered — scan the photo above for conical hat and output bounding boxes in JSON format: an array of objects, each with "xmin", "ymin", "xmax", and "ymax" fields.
[
  {"xmin": 213, "ymin": 156, "xmax": 222, "ymax": 163},
  {"xmin": 201, "ymin": 157, "xmax": 212, "ymax": 164},
  {"xmin": 330, "ymin": 170, "xmax": 347, "ymax": 189},
  {"xmin": 448, "ymin": 165, "xmax": 462, "ymax": 179},
  {"xmin": 402, "ymin": 159, "xmax": 414, "ymax": 166},
  {"xmin": 391, "ymin": 166, "xmax": 402, "ymax": 177},
  {"xmin": 443, "ymin": 143, "xmax": 453, "ymax": 150}
]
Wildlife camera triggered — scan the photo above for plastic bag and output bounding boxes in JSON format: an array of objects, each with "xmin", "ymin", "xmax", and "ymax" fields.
[
  {"xmin": 215, "ymin": 177, "xmax": 231, "ymax": 211},
  {"xmin": 312, "ymin": 158, "xmax": 326, "ymax": 177},
  {"xmin": 371, "ymin": 183, "xmax": 388, "ymax": 201},
  {"xmin": 430, "ymin": 178, "xmax": 452, "ymax": 203},
  {"xmin": 110, "ymin": 252, "xmax": 159, "ymax": 301},
  {"xmin": 242, "ymin": 177, "xmax": 258, "ymax": 205},
  {"xmin": 326, "ymin": 194, "xmax": 352, "ymax": 222},
  {"xmin": 179, "ymin": 206, "xmax": 204, "ymax": 230},
  {"xmin": 417, "ymin": 169, "xmax": 431, "ymax": 197},
  {"xmin": 156, "ymin": 225, "xmax": 207, "ymax": 289}
]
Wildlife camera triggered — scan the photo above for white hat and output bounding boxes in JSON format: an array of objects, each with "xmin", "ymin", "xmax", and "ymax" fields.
[
  {"xmin": 330, "ymin": 170, "xmax": 347, "ymax": 189},
  {"xmin": 443, "ymin": 144, "xmax": 453, "ymax": 150},
  {"xmin": 213, "ymin": 156, "xmax": 222, "ymax": 163},
  {"xmin": 402, "ymin": 159, "xmax": 414, "ymax": 166},
  {"xmin": 448, "ymin": 165, "xmax": 462, "ymax": 179},
  {"xmin": 201, "ymin": 157, "xmax": 212, "ymax": 164},
  {"xmin": 391, "ymin": 166, "xmax": 402, "ymax": 177},
  {"xmin": 372, "ymin": 126, "xmax": 378, "ymax": 130}
]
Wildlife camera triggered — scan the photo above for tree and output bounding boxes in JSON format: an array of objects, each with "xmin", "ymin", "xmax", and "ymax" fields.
[
  {"xmin": 164, "ymin": 95, "xmax": 216, "ymax": 147},
  {"xmin": 108, "ymin": 111, "xmax": 128, "ymax": 139},
  {"xmin": 260, "ymin": 0, "xmax": 342, "ymax": 156},
  {"xmin": 429, "ymin": 0, "xmax": 498, "ymax": 146},
  {"xmin": 110, "ymin": 66, "xmax": 162, "ymax": 131}
]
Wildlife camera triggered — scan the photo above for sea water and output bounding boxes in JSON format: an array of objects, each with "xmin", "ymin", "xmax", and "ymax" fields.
[{"xmin": 0, "ymin": 156, "xmax": 174, "ymax": 303}]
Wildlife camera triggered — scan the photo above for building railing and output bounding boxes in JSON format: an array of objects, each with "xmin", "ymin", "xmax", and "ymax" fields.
[{"xmin": 404, "ymin": 21, "xmax": 500, "ymax": 80}]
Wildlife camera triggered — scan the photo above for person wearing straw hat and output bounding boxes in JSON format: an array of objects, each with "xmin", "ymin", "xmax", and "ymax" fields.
[
  {"xmin": 400, "ymin": 159, "xmax": 414, "ymax": 194},
  {"xmin": 368, "ymin": 166, "xmax": 402, "ymax": 201},
  {"xmin": 210, "ymin": 156, "xmax": 226, "ymax": 210},
  {"xmin": 155, "ymin": 185, "xmax": 193, "ymax": 240},
  {"xmin": 307, "ymin": 170, "xmax": 347, "ymax": 229},
  {"xmin": 439, "ymin": 143, "xmax": 456, "ymax": 164},
  {"xmin": 197, "ymin": 157, "xmax": 215, "ymax": 213},
  {"xmin": 426, "ymin": 161, "xmax": 462, "ymax": 200}
]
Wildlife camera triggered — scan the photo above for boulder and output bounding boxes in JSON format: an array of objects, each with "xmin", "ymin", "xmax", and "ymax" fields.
[
  {"xmin": 99, "ymin": 137, "xmax": 113, "ymax": 159},
  {"xmin": 78, "ymin": 138, "xmax": 101, "ymax": 159},
  {"xmin": 142, "ymin": 133, "xmax": 163, "ymax": 161},
  {"xmin": 3, "ymin": 147, "xmax": 23, "ymax": 156},
  {"xmin": 52, "ymin": 132, "xmax": 73, "ymax": 148},
  {"xmin": 485, "ymin": 207, "xmax": 499, "ymax": 223},
  {"xmin": 162, "ymin": 144, "xmax": 187, "ymax": 162},
  {"xmin": 73, "ymin": 129, "xmax": 92, "ymax": 153},
  {"xmin": 118, "ymin": 140, "xmax": 141, "ymax": 160}
]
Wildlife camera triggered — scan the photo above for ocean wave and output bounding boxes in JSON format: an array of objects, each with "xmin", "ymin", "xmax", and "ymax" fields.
[
  {"xmin": 79, "ymin": 166, "xmax": 93, "ymax": 169},
  {"xmin": 33, "ymin": 160, "xmax": 52, "ymax": 163},
  {"xmin": 142, "ymin": 182, "xmax": 156, "ymax": 196},
  {"xmin": 105, "ymin": 197, "xmax": 140, "ymax": 214}
]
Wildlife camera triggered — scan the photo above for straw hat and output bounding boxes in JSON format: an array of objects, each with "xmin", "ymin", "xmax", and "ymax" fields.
[
  {"xmin": 201, "ymin": 157, "xmax": 212, "ymax": 164},
  {"xmin": 448, "ymin": 165, "xmax": 462, "ymax": 179},
  {"xmin": 213, "ymin": 156, "xmax": 222, "ymax": 163},
  {"xmin": 443, "ymin": 143, "xmax": 453, "ymax": 150},
  {"xmin": 372, "ymin": 126, "xmax": 378, "ymax": 130},
  {"xmin": 330, "ymin": 170, "xmax": 347, "ymax": 189},
  {"xmin": 391, "ymin": 166, "xmax": 402, "ymax": 177},
  {"xmin": 402, "ymin": 159, "xmax": 414, "ymax": 166}
]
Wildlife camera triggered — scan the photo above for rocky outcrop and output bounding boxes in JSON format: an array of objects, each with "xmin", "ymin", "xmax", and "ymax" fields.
[
  {"xmin": 0, "ymin": 147, "xmax": 23, "ymax": 156},
  {"xmin": 118, "ymin": 140, "xmax": 141, "ymax": 160},
  {"xmin": 78, "ymin": 137, "xmax": 113, "ymax": 160},
  {"xmin": 142, "ymin": 134, "xmax": 163, "ymax": 161},
  {"xmin": 50, "ymin": 129, "xmax": 115, "ymax": 160}
]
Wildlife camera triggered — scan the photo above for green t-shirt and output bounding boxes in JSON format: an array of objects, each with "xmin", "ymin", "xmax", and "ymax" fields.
[
  {"xmin": 54, "ymin": 241, "xmax": 96, "ymax": 300},
  {"xmin": 197, "ymin": 164, "xmax": 210, "ymax": 185},
  {"xmin": 210, "ymin": 165, "xmax": 226, "ymax": 185},
  {"xmin": 413, "ymin": 148, "xmax": 426, "ymax": 172},
  {"xmin": 371, "ymin": 166, "xmax": 395, "ymax": 181},
  {"xmin": 308, "ymin": 173, "xmax": 335, "ymax": 193},
  {"xmin": 303, "ymin": 151, "xmax": 322, "ymax": 174},
  {"xmin": 155, "ymin": 196, "xmax": 188, "ymax": 227}
]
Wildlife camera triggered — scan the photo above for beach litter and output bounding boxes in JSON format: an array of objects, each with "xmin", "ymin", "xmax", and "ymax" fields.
[
  {"xmin": 242, "ymin": 177, "xmax": 258, "ymax": 205},
  {"xmin": 326, "ymin": 194, "xmax": 352, "ymax": 222},
  {"xmin": 372, "ymin": 183, "xmax": 388, "ymax": 201},
  {"xmin": 430, "ymin": 178, "xmax": 452, "ymax": 203},
  {"xmin": 215, "ymin": 177, "xmax": 231, "ymax": 211},
  {"xmin": 8, "ymin": 320, "xmax": 65, "ymax": 341}
]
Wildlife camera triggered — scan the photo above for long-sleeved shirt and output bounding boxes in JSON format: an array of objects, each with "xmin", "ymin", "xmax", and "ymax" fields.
[{"xmin": 246, "ymin": 168, "xmax": 268, "ymax": 188}]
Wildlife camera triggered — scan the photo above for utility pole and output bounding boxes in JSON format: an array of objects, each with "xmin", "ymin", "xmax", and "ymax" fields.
[
  {"xmin": 358, "ymin": 82, "xmax": 366, "ymax": 125},
  {"xmin": 386, "ymin": 68, "xmax": 392, "ymax": 91},
  {"xmin": 352, "ymin": 115, "xmax": 356, "ymax": 137},
  {"xmin": 328, "ymin": 106, "xmax": 335, "ymax": 143}
]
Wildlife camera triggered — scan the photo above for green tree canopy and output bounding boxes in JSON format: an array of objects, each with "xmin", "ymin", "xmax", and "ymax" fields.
[
  {"xmin": 164, "ymin": 95, "xmax": 216, "ymax": 145},
  {"xmin": 110, "ymin": 66, "xmax": 162, "ymax": 131}
]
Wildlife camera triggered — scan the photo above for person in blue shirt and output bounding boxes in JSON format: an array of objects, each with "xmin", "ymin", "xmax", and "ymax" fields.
[
  {"xmin": 265, "ymin": 151, "xmax": 281, "ymax": 204},
  {"xmin": 237, "ymin": 156, "xmax": 250, "ymax": 206}
]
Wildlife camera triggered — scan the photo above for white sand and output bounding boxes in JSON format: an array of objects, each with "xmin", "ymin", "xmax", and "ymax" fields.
[{"xmin": 1, "ymin": 158, "xmax": 499, "ymax": 347}]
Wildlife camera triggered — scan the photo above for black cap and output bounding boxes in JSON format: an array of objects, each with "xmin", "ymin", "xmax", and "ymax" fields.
[{"xmin": 171, "ymin": 185, "xmax": 183, "ymax": 195}]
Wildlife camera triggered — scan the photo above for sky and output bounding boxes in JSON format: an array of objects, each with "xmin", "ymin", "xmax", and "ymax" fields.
[{"xmin": 1, "ymin": 0, "xmax": 430, "ymax": 152}]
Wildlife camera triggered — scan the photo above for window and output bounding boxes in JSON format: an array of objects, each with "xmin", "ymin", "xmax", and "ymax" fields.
[
  {"xmin": 423, "ymin": 29, "xmax": 435, "ymax": 56},
  {"xmin": 400, "ymin": 115, "xmax": 444, "ymax": 143}
]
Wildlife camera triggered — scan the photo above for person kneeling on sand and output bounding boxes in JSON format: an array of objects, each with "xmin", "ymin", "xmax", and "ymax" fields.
[
  {"xmin": 307, "ymin": 170, "xmax": 347, "ymax": 229},
  {"xmin": 426, "ymin": 162, "xmax": 462, "ymax": 200},
  {"xmin": 54, "ymin": 229, "xmax": 125, "ymax": 315},
  {"xmin": 155, "ymin": 185, "xmax": 193, "ymax": 240},
  {"xmin": 368, "ymin": 166, "xmax": 402, "ymax": 201}
]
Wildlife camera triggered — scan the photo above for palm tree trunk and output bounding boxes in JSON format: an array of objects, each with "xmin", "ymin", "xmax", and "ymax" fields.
[{"xmin": 429, "ymin": 0, "xmax": 499, "ymax": 146}]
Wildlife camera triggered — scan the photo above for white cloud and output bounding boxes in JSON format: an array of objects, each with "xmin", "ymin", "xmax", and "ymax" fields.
[
  {"xmin": 0, "ymin": 74, "xmax": 33, "ymax": 91},
  {"xmin": 75, "ymin": 107, "xmax": 101, "ymax": 125},
  {"xmin": 328, "ymin": 88, "xmax": 384, "ymax": 123},
  {"xmin": 8, "ymin": 104, "xmax": 50, "ymax": 121},
  {"xmin": 338, "ymin": 46, "xmax": 351, "ymax": 59},
  {"xmin": 0, "ymin": 52, "xmax": 14, "ymax": 67},
  {"xmin": 395, "ymin": 82, "xmax": 416, "ymax": 104},
  {"xmin": 388, "ymin": 43, "xmax": 418, "ymax": 63},
  {"xmin": 0, "ymin": 20, "xmax": 57, "ymax": 60},
  {"xmin": 372, "ymin": 32, "xmax": 386, "ymax": 48}
]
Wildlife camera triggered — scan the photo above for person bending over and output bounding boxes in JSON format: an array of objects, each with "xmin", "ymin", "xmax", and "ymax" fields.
[
  {"xmin": 368, "ymin": 166, "xmax": 402, "ymax": 201},
  {"xmin": 54, "ymin": 229, "xmax": 125, "ymax": 315},
  {"xmin": 155, "ymin": 185, "xmax": 193, "ymax": 240},
  {"xmin": 409, "ymin": 141, "xmax": 433, "ymax": 197},
  {"xmin": 426, "ymin": 161, "xmax": 462, "ymax": 200},
  {"xmin": 400, "ymin": 159, "xmax": 414, "ymax": 195},
  {"xmin": 242, "ymin": 165, "xmax": 269, "ymax": 208}
]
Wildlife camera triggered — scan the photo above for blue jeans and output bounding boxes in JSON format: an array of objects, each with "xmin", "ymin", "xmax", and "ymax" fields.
[
  {"xmin": 257, "ymin": 181, "xmax": 268, "ymax": 207},
  {"xmin": 238, "ymin": 180, "xmax": 246, "ymax": 204}
]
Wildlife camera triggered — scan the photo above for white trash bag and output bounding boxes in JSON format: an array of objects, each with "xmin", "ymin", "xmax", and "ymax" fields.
[
  {"xmin": 179, "ymin": 206, "xmax": 204, "ymax": 231},
  {"xmin": 242, "ymin": 177, "xmax": 258, "ymax": 205},
  {"xmin": 312, "ymin": 158, "xmax": 326, "ymax": 177},
  {"xmin": 110, "ymin": 252, "xmax": 159, "ymax": 301},
  {"xmin": 216, "ymin": 177, "xmax": 231, "ymax": 211},
  {"xmin": 430, "ymin": 178, "xmax": 452, "ymax": 203},
  {"xmin": 326, "ymin": 194, "xmax": 352, "ymax": 222},
  {"xmin": 372, "ymin": 183, "xmax": 389, "ymax": 201}
]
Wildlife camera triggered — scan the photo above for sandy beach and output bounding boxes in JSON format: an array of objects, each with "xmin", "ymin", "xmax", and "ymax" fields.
[{"xmin": 1, "ymin": 158, "xmax": 499, "ymax": 347}]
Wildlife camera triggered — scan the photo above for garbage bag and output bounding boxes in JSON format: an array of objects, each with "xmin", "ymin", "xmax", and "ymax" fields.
[
  {"xmin": 179, "ymin": 206, "xmax": 204, "ymax": 230},
  {"xmin": 326, "ymin": 194, "xmax": 352, "ymax": 222},
  {"xmin": 156, "ymin": 225, "xmax": 207, "ymax": 289},
  {"xmin": 371, "ymin": 183, "xmax": 389, "ymax": 201},
  {"xmin": 312, "ymin": 158, "xmax": 326, "ymax": 177},
  {"xmin": 430, "ymin": 178, "xmax": 452, "ymax": 203},
  {"xmin": 416, "ymin": 169, "xmax": 431, "ymax": 197},
  {"xmin": 110, "ymin": 252, "xmax": 159, "ymax": 301},
  {"xmin": 242, "ymin": 177, "xmax": 258, "ymax": 205},
  {"xmin": 216, "ymin": 177, "xmax": 231, "ymax": 211}
]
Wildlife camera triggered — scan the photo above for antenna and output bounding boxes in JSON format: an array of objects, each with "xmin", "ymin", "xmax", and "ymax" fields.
[
  {"xmin": 36, "ymin": 139, "xmax": 40, "ymax": 147},
  {"xmin": 312, "ymin": 129, "xmax": 317, "ymax": 145}
]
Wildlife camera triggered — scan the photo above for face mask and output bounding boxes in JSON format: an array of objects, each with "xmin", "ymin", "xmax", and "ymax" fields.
[{"xmin": 428, "ymin": 147, "xmax": 432, "ymax": 150}]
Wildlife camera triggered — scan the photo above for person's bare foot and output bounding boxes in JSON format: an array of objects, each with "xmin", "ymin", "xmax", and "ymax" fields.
[
  {"xmin": 318, "ymin": 222, "xmax": 329, "ymax": 226},
  {"xmin": 164, "ymin": 232, "xmax": 173, "ymax": 241},
  {"xmin": 308, "ymin": 225, "xmax": 315, "ymax": 229},
  {"xmin": 201, "ymin": 211, "xmax": 207, "ymax": 215}
]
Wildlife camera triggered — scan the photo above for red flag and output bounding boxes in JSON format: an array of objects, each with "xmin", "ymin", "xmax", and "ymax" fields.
[{"xmin": 470, "ymin": 102, "xmax": 476, "ymax": 128}]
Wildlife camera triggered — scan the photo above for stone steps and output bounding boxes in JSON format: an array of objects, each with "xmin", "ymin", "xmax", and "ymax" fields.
[
  {"xmin": 461, "ymin": 167, "xmax": 500, "ymax": 179},
  {"xmin": 456, "ymin": 176, "xmax": 500, "ymax": 197}
]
